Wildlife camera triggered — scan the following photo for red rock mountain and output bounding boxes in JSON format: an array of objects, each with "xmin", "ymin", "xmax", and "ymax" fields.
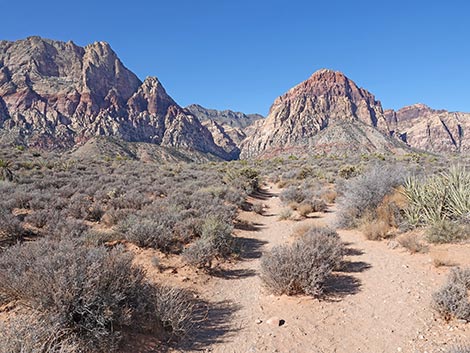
[
  {"xmin": 240, "ymin": 69, "xmax": 407, "ymax": 158},
  {"xmin": 385, "ymin": 104, "xmax": 470, "ymax": 153},
  {"xmin": 0, "ymin": 37, "xmax": 231, "ymax": 159}
]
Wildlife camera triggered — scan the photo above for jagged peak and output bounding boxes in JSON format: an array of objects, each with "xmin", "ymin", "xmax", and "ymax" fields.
[
  {"xmin": 277, "ymin": 69, "xmax": 366, "ymax": 105},
  {"xmin": 309, "ymin": 68, "xmax": 345, "ymax": 78},
  {"xmin": 142, "ymin": 76, "xmax": 163, "ymax": 86},
  {"xmin": 401, "ymin": 103, "xmax": 431, "ymax": 110}
]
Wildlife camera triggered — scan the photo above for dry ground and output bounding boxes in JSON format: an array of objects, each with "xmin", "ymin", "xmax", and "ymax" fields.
[
  {"xmin": 4, "ymin": 184, "xmax": 467, "ymax": 352},
  {"xmin": 148, "ymin": 183, "xmax": 470, "ymax": 353}
]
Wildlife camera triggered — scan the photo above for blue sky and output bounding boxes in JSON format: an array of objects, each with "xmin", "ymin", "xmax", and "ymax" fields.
[{"xmin": 3, "ymin": 0, "xmax": 469, "ymax": 115}]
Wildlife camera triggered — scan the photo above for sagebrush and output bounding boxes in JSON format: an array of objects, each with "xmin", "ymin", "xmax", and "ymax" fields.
[{"xmin": 261, "ymin": 226, "xmax": 343, "ymax": 297}]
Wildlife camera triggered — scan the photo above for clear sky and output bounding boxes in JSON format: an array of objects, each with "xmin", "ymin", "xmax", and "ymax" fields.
[{"xmin": 3, "ymin": 0, "xmax": 469, "ymax": 115}]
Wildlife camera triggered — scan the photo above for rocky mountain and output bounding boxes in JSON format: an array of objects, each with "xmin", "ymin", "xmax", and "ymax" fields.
[
  {"xmin": 186, "ymin": 104, "xmax": 263, "ymax": 129},
  {"xmin": 240, "ymin": 69, "xmax": 407, "ymax": 158},
  {"xmin": 385, "ymin": 104, "xmax": 470, "ymax": 153},
  {"xmin": 0, "ymin": 36, "xmax": 231, "ymax": 159},
  {"xmin": 185, "ymin": 104, "xmax": 263, "ymax": 159}
]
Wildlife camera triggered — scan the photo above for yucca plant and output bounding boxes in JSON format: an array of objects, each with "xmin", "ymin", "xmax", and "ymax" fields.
[
  {"xmin": 403, "ymin": 165, "xmax": 470, "ymax": 227},
  {"xmin": 444, "ymin": 165, "xmax": 470, "ymax": 219},
  {"xmin": 0, "ymin": 159, "xmax": 14, "ymax": 182}
]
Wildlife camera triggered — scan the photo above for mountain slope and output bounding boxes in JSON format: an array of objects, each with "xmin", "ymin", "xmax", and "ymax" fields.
[
  {"xmin": 240, "ymin": 69, "xmax": 406, "ymax": 158},
  {"xmin": 0, "ymin": 36, "xmax": 231, "ymax": 159},
  {"xmin": 385, "ymin": 104, "xmax": 470, "ymax": 153},
  {"xmin": 185, "ymin": 104, "xmax": 263, "ymax": 159}
]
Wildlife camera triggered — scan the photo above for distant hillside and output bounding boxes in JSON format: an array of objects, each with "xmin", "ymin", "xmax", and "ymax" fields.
[{"xmin": 186, "ymin": 104, "xmax": 263, "ymax": 159}]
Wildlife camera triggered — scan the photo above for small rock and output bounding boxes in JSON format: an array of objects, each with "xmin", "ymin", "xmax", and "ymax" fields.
[
  {"xmin": 266, "ymin": 317, "xmax": 285, "ymax": 327},
  {"xmin": 388, "ymin": 240, "xmax": 400, "ymax": 249},
  {"xmin": 255, "ymin": 319, "xmax": 262, "ymax": 324}
]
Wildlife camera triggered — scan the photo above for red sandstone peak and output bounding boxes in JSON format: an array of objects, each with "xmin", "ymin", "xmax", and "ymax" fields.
[{"xmin": 240, "ymin": 69, "xmax": 396, "ymax": 158}]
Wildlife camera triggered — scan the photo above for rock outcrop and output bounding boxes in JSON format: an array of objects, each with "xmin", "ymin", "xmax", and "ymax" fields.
[
  {"xmin": 385, "ymin": 104, "xmax": 470, "ymax": 153},
  {"xmin": 185, "ymin": 104, "xmax": 263, "ymax": 159},
  {"xmin": 240, "ymin": 69, "xmax": 406, "ymax": 158},
  {"xmin": 0, "ymin": 37, "xmax": 231, "ymax": 159}
]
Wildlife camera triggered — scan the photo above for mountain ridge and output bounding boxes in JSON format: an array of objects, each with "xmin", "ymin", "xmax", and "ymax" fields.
[
  {"xmin": 0, "ymin": 36, "xmax": 232, "ymax": 159},
  {"xmin": 1, "ymin": 36, "xmax": 469, "ymax": 159}
]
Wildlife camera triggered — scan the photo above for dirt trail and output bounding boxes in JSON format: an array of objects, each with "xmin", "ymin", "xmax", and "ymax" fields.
[{"xmin": 175, "ymin": 184, "xmax": 469, "ymax": 353}]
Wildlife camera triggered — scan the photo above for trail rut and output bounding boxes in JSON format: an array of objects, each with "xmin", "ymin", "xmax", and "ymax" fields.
[{"xmin": 175, "ymin": 185, "xmax": 470, "ymax": 353}]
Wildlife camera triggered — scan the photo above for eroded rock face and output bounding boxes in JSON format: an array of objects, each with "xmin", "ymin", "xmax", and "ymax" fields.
[
  {"xmin": 0, "ymin": 37, "xmax": 230, "ymax": 159},
  {"xmin": 240, "ymin": 69, "xmax": 399, "ymax": 158},
  {"xmin": 185, "ymin": 104, "xmax": 264, "ymax": 159},
  {"xmin": 385, "ymin": 104, "xmax": 470, "ymax": 153}
]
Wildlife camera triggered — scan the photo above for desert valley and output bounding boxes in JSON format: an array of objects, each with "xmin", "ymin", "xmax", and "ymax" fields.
[{"xmin": 0, "ymin": 37, "xmax": 469, "ymax": 353}]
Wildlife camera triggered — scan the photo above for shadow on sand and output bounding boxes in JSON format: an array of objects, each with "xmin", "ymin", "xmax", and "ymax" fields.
[
  {"xmin": 251, "ymin": 188, "xmax": 277, "ymax": 201},
  {"xmin": 323, "ymin": 245, "xmax": 371, "ymax": 300},
  {"xmin": 177, "ymin": 300, "xmax": 240, "ymax": 351}
]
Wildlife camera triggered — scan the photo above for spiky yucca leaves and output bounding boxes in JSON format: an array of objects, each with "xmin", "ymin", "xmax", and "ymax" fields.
[
  {"xmin": 403, "ymin": 166, "xmax": 470, "ymax": 227},
  {"xmin": 0, "ymin": 159, "xmax": 14, "ymax": 182}
]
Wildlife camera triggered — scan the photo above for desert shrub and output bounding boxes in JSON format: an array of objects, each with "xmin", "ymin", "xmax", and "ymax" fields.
[
  {"xmin": 7, "ymin": 189, "xmax": 32, "ymax": 209},
  {"xmin": 101, "ymin": 208, "xmax": 133, "ymax": 227},
  {"xmin": 85, "ymin": 203, "xmax": 104, "ymax": 222},
  {"xmin": 426, "ymin": 220, "xmax": 469, "ymax": 244},
  {"xmin": 0, "ymin": 239, "xmax": 195, "ymax": 351},
  {"xmin": 47, "ymin": 218, "xmax": 89, "ymax": 240},
  {"xmin": 183, "ymin": 217, "xmax": 237, "ymax": 269},
  {"xmin": 223, "ymin": 166, "xmax": 260, "ymax": 194},
  {"xmin": 252, "ymin": 203, "xmax": 264, "ymax": 215},
  {"xmin": 200, "ymin": 217, "xmax": 235, "ymax": 256},
  {"xmin": 433, "ymin": 268, "xmax": 470, "ymax": 321},
  {"xmin": 338, "ymin": 164, "xmax": 360, "ymax": 179},
  {"xmin": 447, "ymin": 345, "xmax": 470, "ymax": 353},
  {"xmin": 0, "ymin": 208, "xmax": 25, "ymax": 242},
  {"xmin": 297, "ymin": 202, "xmax": 313, "ymax": 217},
  {"xmin": 183, "ymin": 239, "xmax": 215, "ymax": 269},
  {"xmin": 310, "ymin": 198, "xmax": 328, "ymax": 212},
  {"xmin": 25, "ymin": 208, "xmax": 59, "ymax": 229},
  {"xmin": 280, "ymin": 185, "xmax": 311, "ymax": 204},
  {"xmin": 0, "ymin": 315, "xmax": 81, "ymax": 353},
  {"xmin": 320, "ymin": 188, "xmax": 337, "ymax": 203},
  {"xmin": 397, "ymin": 233, "xmax": 428, "ymax": 253},
  {"xmin": 223, "ymin": 187, "xmax": 246, "ymax": 207},
  {"xmin": 361, "ymin": 220, "xmax": 391, "ymax": 240},
  {"xmin": 66, "ymin": 194, "xmax": 94, "ymax": 219},
  {"xmin": 375, "ymin": 188, "xmax": 407, "ymax": 229},
  {"xmin": 261, "ymin": 227, "xmax": 343, "ymax": 297},
  {"xmin": 81, "ymin": 230, "xmax": 119, "ymax": 246},
  {"xmin": 403, "ymin": 166, "xmax": 470, "ymax": 227},
  {"xmin": 278, "ymin": 208, "xmax": 293, "ymax": 220},
  {"xmin": 118, "ymin": 215, "xmax": 180, "ymax": 253},
  {"xmin": 337, "ymin": 164, "xmax": 406, "ymax": 228}
]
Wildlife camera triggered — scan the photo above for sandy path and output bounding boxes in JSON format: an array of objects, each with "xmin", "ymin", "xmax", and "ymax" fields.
[{"xmin": 175, "ymin": 185, "xmax": 469, "ymax": 353}]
